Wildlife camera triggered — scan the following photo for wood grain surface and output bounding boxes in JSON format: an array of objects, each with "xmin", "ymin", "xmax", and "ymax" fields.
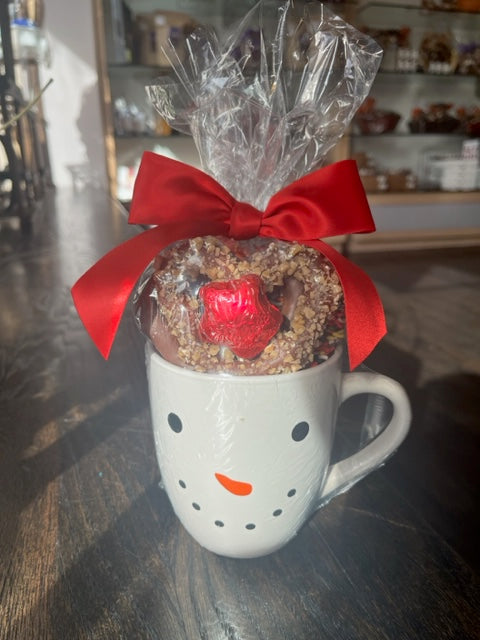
[{"xmin": 1, "ymin": 189, "xmax": 479, "ymax": 640}]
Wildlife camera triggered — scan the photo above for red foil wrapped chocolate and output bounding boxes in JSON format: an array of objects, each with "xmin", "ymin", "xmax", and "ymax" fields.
[{"xmin": 198, "ymin": 274, "xmax": 283, "ymax": 359}]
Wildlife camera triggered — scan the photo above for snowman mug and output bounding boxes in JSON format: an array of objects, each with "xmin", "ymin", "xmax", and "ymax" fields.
[{"xmin": 146, "ymin": 342, "xmax": 411, "ymax": 558}]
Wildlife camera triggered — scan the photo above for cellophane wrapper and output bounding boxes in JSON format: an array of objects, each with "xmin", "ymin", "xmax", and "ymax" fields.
[{"xmin": 134, "ymin": 0, "xmax": 382, "ymax": 375}]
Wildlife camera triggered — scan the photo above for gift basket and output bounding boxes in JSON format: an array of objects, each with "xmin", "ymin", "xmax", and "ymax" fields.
[{"xmin": 72, "ymin": 1, "xmax": 411, "ymax": 559}]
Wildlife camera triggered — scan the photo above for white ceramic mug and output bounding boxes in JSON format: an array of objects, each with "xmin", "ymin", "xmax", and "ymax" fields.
[{"xmin": 146, "ymin": 343, "xmax": 411, "ymax": 558}]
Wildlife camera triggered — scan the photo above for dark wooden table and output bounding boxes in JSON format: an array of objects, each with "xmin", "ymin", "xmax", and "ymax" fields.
[{"xmin": 1, "ymin": 188, "xmax": 479, "ymax": 639}]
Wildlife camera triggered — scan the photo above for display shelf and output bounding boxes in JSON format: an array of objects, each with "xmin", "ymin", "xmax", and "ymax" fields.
[
  {"xmin": 368, "ymin": 188, "xmax": 480, "ymax": 204},
  {"xmin": 0, "ymin": 1, "xmax": 51, "ymax": 232},
  {"xmin": 114, "ymin": 132, "xmax": 186, "ymax": 139},
  {"xmin": 356, "ymin": 1, "xmax": 480, "ymax": 25},
  {"xmin": 95, "ymin": 0, "xmax": 480, "ymax": 247},
  {"xmin": 349, "ymin": 1, "xmax": 480, "ymax": 200},
  {"xmin": 377, "ymin": 69, "xmax": 480, "ymax": 78},
  {"xmin": 352, "ymin": 132, "xmax": 476, "ymax": 137},
  {"xmin": 108, "ymin": 62, "xmax": 170, "ymax": 71}
]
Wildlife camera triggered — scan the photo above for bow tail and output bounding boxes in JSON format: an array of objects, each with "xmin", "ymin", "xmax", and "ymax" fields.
[
  {"xmin": 306, "ymin": 240, "xmax": 386, "ymax": 370},
  {"xmin": 71, "ymin": 226, "xmax": 170, "ymax": 359}
]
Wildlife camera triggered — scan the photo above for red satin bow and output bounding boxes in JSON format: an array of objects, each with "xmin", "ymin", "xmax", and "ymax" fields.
[{"xmin": 71, "ymin": 152, "xmax": 386, "ymax": 370}]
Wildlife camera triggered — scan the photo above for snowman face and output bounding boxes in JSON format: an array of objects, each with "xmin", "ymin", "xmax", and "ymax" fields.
[{"xmin": 148, "ymin": 348, "xmax": 341, "ymax": 558}]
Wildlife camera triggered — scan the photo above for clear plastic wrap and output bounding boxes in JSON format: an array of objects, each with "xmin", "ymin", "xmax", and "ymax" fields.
[
  {"xmin": 135, "ymin": 235, "xmax": 345, "ymax": 375},
  {"xmin": 134, "ymin": 1, "xmax": 382, "ymax": 375},
  {"xmin": 146, "ymin": 0, "xmax": 382, "ymax": 210},
  {"xmin": 71, "ymin": 2, "xmax": 413, "ymax": 559},
  {"xmin": 147, "ymin": 339, "xmax": 411, "ymax": 558}
]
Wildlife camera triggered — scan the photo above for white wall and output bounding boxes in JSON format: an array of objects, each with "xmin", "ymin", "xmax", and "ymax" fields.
[
  {"xmin": 41, "ymin": 0, "xmax": 107, "ymax": 189},
  {"xmin": 37, "ymin": 0, "xmax": 240, "ymax": 192}
]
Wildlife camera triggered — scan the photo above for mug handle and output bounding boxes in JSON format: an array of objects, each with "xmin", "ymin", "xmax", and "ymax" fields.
[{"xmin": 317, "ymin": 372, "xmax": 411, "ymax": 505}]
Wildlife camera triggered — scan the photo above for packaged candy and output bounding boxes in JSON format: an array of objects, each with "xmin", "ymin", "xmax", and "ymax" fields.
[
  {"xmin": 72, "ymin": 1, "xmax": 386, "ymax": 372},
  {"xmin": 135, "ymin": 235, "xmax": 344, "ymax": 374},
  {"xmin": 71, "ymin": 2, "xmax": 412, "ymax": 559}
]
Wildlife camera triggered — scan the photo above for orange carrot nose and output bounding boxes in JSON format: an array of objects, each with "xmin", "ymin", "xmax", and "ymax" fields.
[{"xmin": 215, "ymin": 472, "xmax": 253, "ymax": 496}]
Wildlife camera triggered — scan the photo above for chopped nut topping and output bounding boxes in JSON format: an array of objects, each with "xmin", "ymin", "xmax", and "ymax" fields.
[{"xmin": 139, "ymin": 236, "xmax": 344, "ymax": 375}]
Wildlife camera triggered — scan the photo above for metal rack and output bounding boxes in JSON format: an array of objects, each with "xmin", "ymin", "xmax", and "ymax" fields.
[{"xmin": 0, "ymin": 0, "xmax": 52, "ymax": 233}]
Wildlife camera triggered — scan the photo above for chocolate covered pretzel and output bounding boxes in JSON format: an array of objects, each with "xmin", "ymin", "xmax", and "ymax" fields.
[{"xmin": 135, "ymin": 236, "xmax": 344, "ymax": 375}]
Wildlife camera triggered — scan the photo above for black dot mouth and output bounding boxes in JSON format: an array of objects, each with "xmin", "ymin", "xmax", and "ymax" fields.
[{"xmin": 179, "ymin": 480, "xmax": 296, "ymax": 531}]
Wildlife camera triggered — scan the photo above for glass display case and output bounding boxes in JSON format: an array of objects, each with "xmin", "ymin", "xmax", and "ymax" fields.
[
  {"xmin": 95, "ymin": 0, "xmax": 479, "ymax": 248},
  {"xmin": 350, "ymin": 1, "xmax": 480, "ymax": 201},
  {"xmin": 97, "ymin": 0, "xmax": 265, "ymax": 201}
]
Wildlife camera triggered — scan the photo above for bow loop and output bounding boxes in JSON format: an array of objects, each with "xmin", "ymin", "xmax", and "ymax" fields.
[{"xmin": 229, "ymin": 201, "xmax": 263, "ymax": 239}]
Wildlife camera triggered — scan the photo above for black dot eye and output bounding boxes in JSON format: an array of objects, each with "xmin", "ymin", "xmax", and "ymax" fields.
[
  {"xmin": 291, "ymin": 421, "xmax": 309, "ymax": 442},
  {"xmin": 168, "ymin": 413, "xmax": 183, "ymax": 433}
]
